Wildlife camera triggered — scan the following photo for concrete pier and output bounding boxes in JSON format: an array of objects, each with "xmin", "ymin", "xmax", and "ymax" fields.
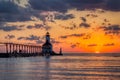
[{"xmin": 0, "ymin": 42, "xmax": 42, "ymax": 57}]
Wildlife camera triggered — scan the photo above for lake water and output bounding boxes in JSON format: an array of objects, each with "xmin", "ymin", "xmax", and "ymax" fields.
[{"xmin": 0, "ymin": 53, "xmax": 120, "ymax": 80}]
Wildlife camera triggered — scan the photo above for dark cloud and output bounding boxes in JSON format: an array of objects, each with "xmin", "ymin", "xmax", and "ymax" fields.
[
  {"xmin": 60, "ymin": 36, "xmax": 67, "ymax": 39},
  {"xmin": 0, "ymin": 26, "xmax": 22, "ymax": 31},
  {"xmin": 26, "ymin": 25, "xmax": 33, "ymax": 29},
  {"xmin": 51, "ymin": 38, "xmax": 61, "ymax": 44},
  {"xmin": 80, "ymin": 23, "xmax": 90, "ymax": 28},
  {"xmin": 61, "ymin": 21, "xmax": 90, "ymax": 31},
  {"xmin": 62, "ymin": 22, "xmax": 77, "ymax": 30},
  {"xmin": 36, "ymin": 40, "xmax": 44, "ymax": 44},
  {"xmin": 71, "ymin": 44, "xmax": 77, "ymax": 48},
  {"xmin": 106, "ymin": 0, "xmax": 120, "ymax": 11},
  {"xmin": 29, "ymin": 0, "xmax": 120, "ymax": 12},
  {"xmin": 88, "ymin": 44, "xmax": 97, "ymax": 47},
  {"xmin": 67, "ymin": 0, "xmax": 120, "ymax": 11},
  {"xmin": 0, "ymin": 0, "xmax": 32, "ymax": 22},
  {"xmin": 0, "ymin": 0, "xmax": 119, "ymax": 22},
  {"xmin": 70, "ymin": 34, "xmax": 85, "ymax": 37},
  {"xmin": 5, "ymin": 34, "xmax": 15, "ymax": 39},
  {"xmin": 27, "ymin": 24, "xmax": 43, "ymax": 29},
  {"xmin": 18, "ymin": 35, "xmax": 43, "ymax": 44},
  {"xmin": 55, "ymin": 14, "xmax": 74, "ymax": 20},
  {"xmin": 18, "ymin": 35, "xmax": 40, "ymax": 41},
  {"xmin": 0, "ymin": 22, "xmax": 4, "ymax": 25},
  {"xmin": 99, "ymin": 25, "xmax": 120, "ymax": 35},
  {"xmin": 0, "ymin": 14, "xmax": 32, "ymax": 22},
  {"xmin": 80, "ymin": 17, "xmax": 86, "ymax": 22},
  {"xmin": 0, "ymin": 0, "xmax": 119, "ymax": 23},
  {"xmin": 29, "ymin": 0, "xmax": 69, "ymax": 12},
  {"xmin": 0, "ymin": 1, "xmax": 19, "ymax": 13},
  {"xmin": 26, "ymin": 24, "xmax": 51, "ymax": 31},
  {"xmin": 63, "ymin": 0, "xmax": 103, "ymax": 10},
  {"xmin": 44, "ymin": 26, "xmax": 51, "ymax": 31},
  {"xmin": 104, "ymin": 43, "xmax": 115, "ymax": 46},
  {"xmin": 26, "ymin": 35, "xmax": 40, "ymax": 41},
  {"xmin": 60, "ymin": 33, "xmax": 85, "ymax": 39},
  {"xmin": 17, "ymin": 37, "xmax": 25, "ymax": 40},
  {"xmin": 86, "ymin": 14, "xmax": 98, "ymax": 18},
  {"xmin": 83, "ymin": 34, "xmax": 91, "ymax": 40},
  {"xmin": 70, "ymin": 42, "xmax": 80, "ymax": 48},
  {"xmin": 104, "ymin": 19, "xmax": 109, "ymax": 22}
]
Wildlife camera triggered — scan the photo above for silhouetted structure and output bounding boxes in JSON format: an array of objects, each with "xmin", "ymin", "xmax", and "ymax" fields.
[
  {"xmin": 42, "ymin": 32, "xmax": 53, "ymax": 56},
  {"xmin": 0, "ymin": 32, "xmax": 63, "ymax": 58},
  {"xmin": 42, "ymin": 32, "xmax": 63, "ymax": 56},
  {"xmin": 4, "ymin": 43, "xmax": 41, "ymax": 54},
  {"xmin": 59, "ymin": 48, "xmax": 62, "ymax": 55},
  {"xmin": 0, "ymin": 42, "xmax": 42, "ymax": 57}
]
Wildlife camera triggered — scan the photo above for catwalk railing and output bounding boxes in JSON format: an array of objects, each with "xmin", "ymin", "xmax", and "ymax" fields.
[{"xmin": 0, "ymin": 42, "xmax": 41, "ymax": 54}]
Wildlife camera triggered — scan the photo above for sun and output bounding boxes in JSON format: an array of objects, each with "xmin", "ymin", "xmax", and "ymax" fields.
[{"xmin": 95, "ymin": 51, "xmax": 100, "ymax": 53}]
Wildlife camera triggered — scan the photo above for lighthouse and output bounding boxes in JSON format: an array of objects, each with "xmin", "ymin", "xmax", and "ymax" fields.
[
  {"xmin": 42, "ymin": 32, "xmax": 53, "ymax": 56},
  {"xmin": 42, "ymin": 32, "xmax": 63, "ymax": 56}
]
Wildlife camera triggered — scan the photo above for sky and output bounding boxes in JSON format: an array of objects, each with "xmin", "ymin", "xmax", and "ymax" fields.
[{"xmin": 0, "ymin": 0, "xmax": 120, "ymax": 53}]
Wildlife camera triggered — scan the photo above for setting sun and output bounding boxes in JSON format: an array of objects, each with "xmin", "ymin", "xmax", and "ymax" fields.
[{"xmin": 95, "ymin": 51, "xmax": 100, "ymax": 53}]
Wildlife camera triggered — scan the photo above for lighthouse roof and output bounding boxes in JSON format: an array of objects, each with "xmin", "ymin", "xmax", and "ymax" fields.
[
  {"xmin": 42, "ymin": 41, "xmax": 52, "ymax": 47},
  {"xmin": 46, "ymin": 32, "xmax": 49, "ymax": 35}
]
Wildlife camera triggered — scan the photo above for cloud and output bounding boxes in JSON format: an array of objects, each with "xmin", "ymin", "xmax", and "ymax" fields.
[
  {"xmin": 0, "ymin": 25, "xmax": 22, "ymax": 31},
  {"xmin": 0, "ymin": 0, "xmax": 32, "ymax": 22},
  {"xmin": 86, "ymin": 14, "xmax": 98, "ymax": 18},
  {"xmin": 0, "ymin": 1, "xmax": 19, "ymax": 13},
  {"xmin": 18, "ymin": 35, "xmax": 40, "ymax": 41},
  {"xmin": 106, "ymin": 0, "xmax": 120, "ymax": 11},
  {"xmin": 80, "ymin": 22, "xmax": 90, "ymax": 28},
  {"xmin": 70, "ymin": 34, "xmax": 85, "ymax": 37},
  {"xmin": 0, "ymin": 0, "xmax": 120, "ymax": 23},
  {"xmin": 26, "ymin": 24, "xmax": 51, "ymax": 31},
  {"xmin": 61, "ymin": 22, "xmax": 77, "ymax": 30},
  {"xmin": 99, "ymin": 25, "xmax": 120, "ymax": 35},
  {"xmin": 29, "ymin": 0, "xmax": 69, "ymax": 12},
  {"xmin": 5, "ymin": 34, "xmax": 15, "ymax": 39},
  {"xmin": 27, "ymin": 24, "xmax": 43, "ymax": 29},
  {"xmin": 80, "ymin": 17, "xmax": 87, "ymax": 22},
  {"xmin": 18, "ymin": 35, "xmax": 44, "ymax": 44},
  {"xmin": 63, "ymin": 0, "xmax": 103, "ymax": 10},
  {"xmin": 55, "ymin": 14, "xmax": 74, "ymax": 20},
  {"xmin": 60, "ymin": 33, "xmax": 85, "ymax": 39},
  {"xmin": 70, "ymin": 42, "xmax": 80, "ymax": 48},
  {"xmin": 29, "ymin": 0, "xmax": 120, "ymax": 12},
  {"xmin": 83, "ymin": 34, "xmax": 91, "ymax": 40},
  {"xmin": 79, "ymin": 16, "xmax": 91, "ymax": 28},
  {"xmin": 0, "ymin": 14, "xmax": 32, "ymax": 22},
  {"xmin": 104, "ymin": 43, "xmax": 115, "ymax": 46},
  {"xmin": 26, "ymin": 25, "xmax": 33, "ymax": 29},
  {"xmin": 17, "ymin": 37, "xmax": 25, "ymax": 40},
  {"xmin": 71, "ymin": 44, "xmax": 77, "ymax": 48},
  {"xmin": 51, "ymin": 38, "xmax": 61, "ymax": 44},
  {"xmin": 104, "ymin": 19, "xmax": 109, "ymax": 22},
  {"xmin": 88, "ymin": 44, "xmax": 97, "ymax": 47},
  {"xmin": 36, "ymin": 40, "xmax": 44, "ymax": 44},
  {"xmin": 26, "ymin": 35, "xmax": 40, "ymax": 41},
  {"xmin": 67, "ymin": 0, "xmax": 120, "ymax": 11},
  {"xmin": 60, "ymin": 36, "xmax": 68, "ymax": 39},
  {"xmin": 0, "ymin": 0, "xmax": 119, "ymax": 23},
  {"xmin": 18, "ymin": 35, "xmax": 61, "ymax": 44}
]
